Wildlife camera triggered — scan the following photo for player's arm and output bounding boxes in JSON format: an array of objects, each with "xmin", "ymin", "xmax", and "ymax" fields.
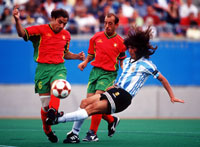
[
  {"xmin": 12, "ymin": 6, "xmax": 26, "ymax": 38},
  {"xmin": 78, "ymin": 54, "xmax": 94, "ymax": 71},
  {"xmin": 118, "ymin": 52, "xmax": 126, "ymax": 69},
  {"xmin": 64, "ymin": 51, "xmax": 85, "ymax": 61},
  {"xmin": 157, "ymin": 73, "xmax": 184, "ymax": 103}
]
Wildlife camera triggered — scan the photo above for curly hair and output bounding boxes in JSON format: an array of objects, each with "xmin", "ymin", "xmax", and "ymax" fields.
[
  {"xmin": 124, "ymin": 26, "xmax": 157, "ymax": 60},
  {"xmin": 51, "ymin": 9, "xmax": 69, "ymax": 20}
]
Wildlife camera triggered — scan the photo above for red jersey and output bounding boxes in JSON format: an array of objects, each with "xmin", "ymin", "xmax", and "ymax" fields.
[
  {"xmin": 24, "ymin": 24, "xmax": 71, "ymax": 64},
  {"xmin": 88, "ymin": 31, "xmax": 127, "ymax": 71}
]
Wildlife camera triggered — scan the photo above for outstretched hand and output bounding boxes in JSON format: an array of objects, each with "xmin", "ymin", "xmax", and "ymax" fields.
[
  {"xmin": 12, "ymin": 6, "xmax": 20, "ymax": 20},
  {"xmin": 171, "ymin": 97, "xmax": 184, "ymax": 103}
]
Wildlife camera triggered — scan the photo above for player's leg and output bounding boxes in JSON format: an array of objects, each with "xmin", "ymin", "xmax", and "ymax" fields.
[
  {"xmin": 63, "ymin": 93, "xmax": 101, "ymax": 143},
  {"xmin": 84, "ymin": 70, "xmax": 117, "ymax": 142},
  {"xmin": 35, "ymin": 63, "xmax": 66, "ymax": 143},
  {"xmin": 46, "ymin": 94, "xmax": 106, "ymax": 123},
  {"xmin": 102, "ymin": 114, "xmax": 120, "ymax": 137},
  {"xmin": 57, "ymin": 94, "xmax": 108, "ymax": 123},
  {"xmin": 83, "ymin": 91, "xmax": 103, "ymax": 142},
  {"xmin": 40, "ymin": 94, "xmax": 58, "ymax": 143},
  {"xmin": 48, "ymin": 65, "xmax": 67, "ymax": 111},
  {"xmin": 46, "ymin": 66, "xmax": 67, "ymax": 125}
]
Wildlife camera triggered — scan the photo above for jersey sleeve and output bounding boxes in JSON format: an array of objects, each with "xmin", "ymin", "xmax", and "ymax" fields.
[
  {"xmin": 24, "ymin": 25, "xmax": 41, "ymax": 41},
  {"xmin": 146, "ymin": 61, "xmax": 160, "ymax": 79},
  {"xmin": 64, "ymin": 31, "xmax": 71, "ymax": 54},
  {"xmin": 118, "ymin": 52, "xmax": 126, "ymax": 60},
  {"xmin": 87, "ymin": 36, "xmax": 95, "ymax": 56},
  {"xmin": 152, "ymin": 70, "xmax": 160, "ymax": 79},
  {"xmin": 118, "ymin": 38, "xmax": 127, "ymax": 60},
  {"xmin": 144, "ymin": 61, "xmax": 160, "ymax": 79}
]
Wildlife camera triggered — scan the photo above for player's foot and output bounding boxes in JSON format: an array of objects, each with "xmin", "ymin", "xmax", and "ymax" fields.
[
  {"xmin": 46, "ymin": 131, "xmax": 58, "ymax": 143},
  {"xmin": 82, "ymin": 130, "xmax": 99, "ymax": 142},
  {"xmin": 46, "ymin": 108, "xmax": 64, "ymax": 125},
  {"xmin": 108, "ymin": 116, "xmax": 120, "ymax": 137},
  {"xmin": 63, "ymin": 131, "xmax": 80, "ymax": 143}
]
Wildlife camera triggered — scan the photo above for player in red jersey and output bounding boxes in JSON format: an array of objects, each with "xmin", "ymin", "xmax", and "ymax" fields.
[
  {"xmin": 62, "ymin": 13, "xmax": 127, "ymax": 143},
  {"xmin": 13, "ymin": 7, "xmax": 85, "ymax": 143}
]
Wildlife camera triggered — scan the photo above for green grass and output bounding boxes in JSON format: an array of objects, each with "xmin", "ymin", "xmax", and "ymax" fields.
[{"xmin": 0, "ymin": 119, "xmax": 200, "ymax": 147}]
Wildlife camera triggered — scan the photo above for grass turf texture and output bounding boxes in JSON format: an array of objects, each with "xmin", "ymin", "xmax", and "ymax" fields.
[{"xmin": 0, "ymin": 119, "xmax": 200, "ymax": 147}]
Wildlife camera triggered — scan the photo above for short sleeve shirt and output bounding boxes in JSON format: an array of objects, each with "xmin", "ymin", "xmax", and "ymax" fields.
[
  {"xmin": 24, "ymin": 24, "xmax": 71, "ymax": 64},
  {"xmin": 88, "ymin": 32, "xmax": 127, "ymax": 71}
]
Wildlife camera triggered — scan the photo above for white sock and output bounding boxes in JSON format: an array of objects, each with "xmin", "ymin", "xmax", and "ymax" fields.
[
  {"xmin": 71, "ymin": 108, "xmax": 85, "ymax": 135},
  {"xmin": 58, "ymin": 109, "xmax": 88, "ymax": 123}
]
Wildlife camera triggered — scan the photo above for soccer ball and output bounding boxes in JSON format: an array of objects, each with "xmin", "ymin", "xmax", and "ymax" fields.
[{"xmin": 51, "ymin": 79, "xmax": 71, "ymax": 99}]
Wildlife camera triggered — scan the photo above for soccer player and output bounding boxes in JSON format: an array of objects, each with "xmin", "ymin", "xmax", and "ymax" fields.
[
  {"xmin": 12, "ymin": 7, "xmax": 85, "ymax": 143},
  {"xmin": 61, "ymin": 13, "xmax": 127, "ymax": 143},
  {"xmin": 46, "ymin": 26, "xmax": 185, "ymax": 138}
]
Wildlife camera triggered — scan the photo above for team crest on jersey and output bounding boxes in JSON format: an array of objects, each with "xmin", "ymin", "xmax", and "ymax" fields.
[
  {"xmin": 114, "ymin": 43, "xmax": 117, "ymax": 47},
  {"xmin": 131, "ymin": 66, "xmax": 135, "ymax": 72},
  {"xmin": 46, "ymin": 33, "xmax": 52, "ymax": 37},
  {"xmin": 97, "ymin": 39, "xmax": 103, "ymax": 43},
  {"xmin": 62, "ymin": 35, "xmax": 66, "ymax": 40},
  {"xmin": 114, "ymin": 92, "xmax": 120, "ymax": 96}
]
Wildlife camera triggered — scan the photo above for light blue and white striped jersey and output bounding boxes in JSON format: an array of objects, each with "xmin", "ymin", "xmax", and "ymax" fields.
[{"xmin": 116, "ymin": 57, "xmax": 160, "ymax": 98}]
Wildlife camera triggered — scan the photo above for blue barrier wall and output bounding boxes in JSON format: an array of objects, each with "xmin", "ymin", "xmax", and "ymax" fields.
[{"xmin": 0, "ymin": 38, "xmax": 200, "ymax": 85}]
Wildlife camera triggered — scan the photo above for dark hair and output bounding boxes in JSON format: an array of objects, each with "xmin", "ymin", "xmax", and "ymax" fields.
[
  {"xmin": 105, "ymin": 13, "xmax": 119, "ymax": 24},
  {"xmin": 51, "ymin": 9, "xmax": 69, "ymax": 20},
  {"xmin": 124, "ymin": 26, "xmax": 157, "ymax": 59}
]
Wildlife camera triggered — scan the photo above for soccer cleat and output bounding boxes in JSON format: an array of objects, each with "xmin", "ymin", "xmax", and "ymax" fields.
[
  {"xmin": 46, "ymin": 131, "xmax": 58, "ymax": 143},
  {"xmin": 108, "ymin": 116, "xmax": 120, "ymax": 137},
  {"xmin": 46, "ymin": 108, "xmax": 64, "ymax": 125},
  {"xmin": 63, "ymin": 131, "xmax": 80, "ymax": 143},
  {"xmin": 82, "ymin": 130, "xmax": 99, "ymax": 142}
]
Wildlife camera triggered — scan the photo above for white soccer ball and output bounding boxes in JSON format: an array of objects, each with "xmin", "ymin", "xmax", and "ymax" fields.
[{"xmin": 51, "ymin": 79, "xmax": 71, "ymax": 99}]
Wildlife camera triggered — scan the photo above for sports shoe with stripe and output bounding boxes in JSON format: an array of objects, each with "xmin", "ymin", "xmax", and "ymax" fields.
[
  {"xmin": 108, "ymin": 116, "xmax": 120, "ymax": 137},
  {"xmin": 63, "ymin": 131, "xmax": 80, "ymax": 143},
  {"xmin": 82, "ymin": 130, "xmax": 99, "ymax": 142}
]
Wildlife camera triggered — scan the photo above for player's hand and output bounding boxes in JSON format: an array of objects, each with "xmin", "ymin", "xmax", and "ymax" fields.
[
  {"xmin": 78, "ymin": 51, "xmax": 85, "ymax": 61},
  {"xmin": 12, "ymin": 5, "xmax": 20, "ymax": 20},
  {"xmin": 171, "ymin": 97, "xmax": 184, "ymax": 103},
  {"xmin": 78, "ymin": 61, "xmax": 87, "ymax": 71}
]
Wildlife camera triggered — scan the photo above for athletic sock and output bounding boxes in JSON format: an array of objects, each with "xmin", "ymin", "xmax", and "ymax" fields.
[
  {"xmin": 49, "ymin": 94, "xmax": 60, "ymax": 111},
  {"xmin": 71, "ymin": 108, "xmax": 85, "ymax": 135},
  {"xmin": 41, "ymin": 107, "xmax": 52, "ymax": 135},
  {"xmin": 58, "ymin": 109, "xmax": 88, "ymax": 123},
  {"xmin": 89, "ymin": 114, "xmax": 102, "ymax": 134},
  {"xmin": 102, "ymin": 114, "xmax": 114, "ymax": 124}
]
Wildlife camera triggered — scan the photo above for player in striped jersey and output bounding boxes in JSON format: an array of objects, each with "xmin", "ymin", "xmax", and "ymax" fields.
[{"xmin": 46, "ymin": 26, "xmax": 184, "ymax": 134}]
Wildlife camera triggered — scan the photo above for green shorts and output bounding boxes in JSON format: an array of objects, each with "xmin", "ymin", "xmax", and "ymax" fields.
[
  {"xmin": 87, "ymin": 67, "xmax": 117, "ymax": 94},
  {"xmin": 35, "ymin": 63, "xmax": 67, "ymax": 94}
]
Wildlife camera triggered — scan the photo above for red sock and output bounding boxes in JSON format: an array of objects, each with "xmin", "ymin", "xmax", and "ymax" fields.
[
  {"xmin": 90, "ymin": 114, "xmax": 102, "ymax": 134},
  {"xmin": 102, "ymin": 114, "xmax": 114, "ymax": 124},
  {"xmin": 41, "ymin": 107, "xmax": 52, "ymax": 135},
  {"xmin": 49, "ymin": 94, "xmax": 60, "ymax": 111}
]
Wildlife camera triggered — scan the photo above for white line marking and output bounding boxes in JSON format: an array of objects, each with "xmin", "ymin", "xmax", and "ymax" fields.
[{"xmin": 0, "ymin": 145, "xmax": 17, "ymax": 147}]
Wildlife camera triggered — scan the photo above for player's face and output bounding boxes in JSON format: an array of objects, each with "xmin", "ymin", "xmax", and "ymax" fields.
[
  {"xmin": 129, "ymin": 47, "xmax": 137, "ymax": 59},
  {"xmin": 104, "ymin": 16, "xmax": 118, "ymax": 36},
  {"xmin": 51, "ymin": 16, "xmax": 68, "ymax": 33}
]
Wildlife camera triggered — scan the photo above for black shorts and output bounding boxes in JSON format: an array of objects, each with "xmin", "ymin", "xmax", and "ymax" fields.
[{"xmin": 100, "ymin": 87, "xmax": 132, "ymax": 114}]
